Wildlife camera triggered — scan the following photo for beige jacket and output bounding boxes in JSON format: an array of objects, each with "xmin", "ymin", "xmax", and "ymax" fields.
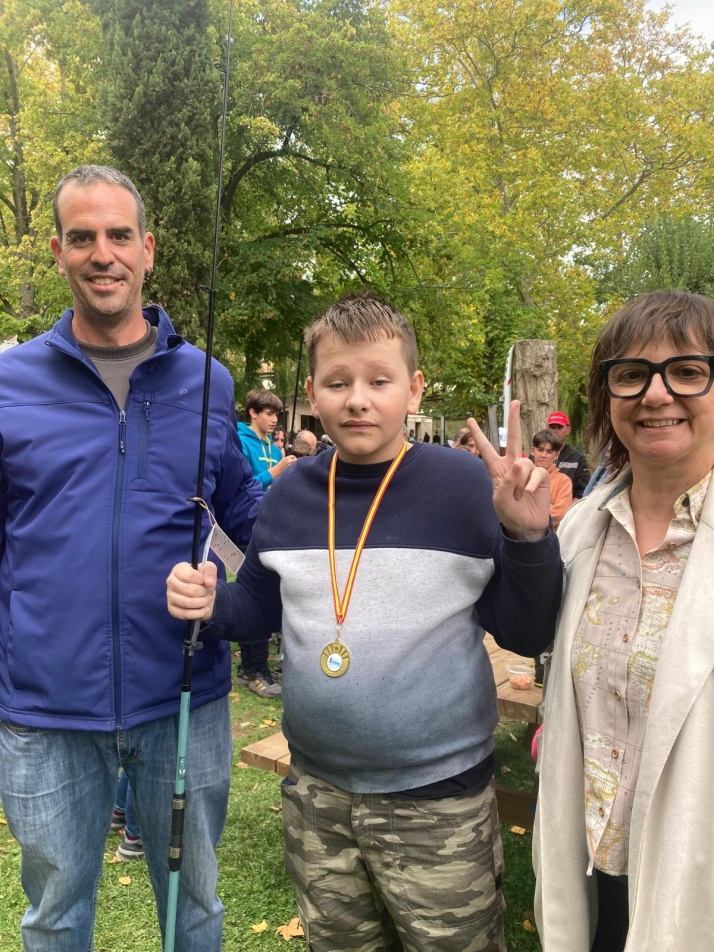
[{"xmin": 533, "ymin": 471, "xmax": 714, "ymax": 951}]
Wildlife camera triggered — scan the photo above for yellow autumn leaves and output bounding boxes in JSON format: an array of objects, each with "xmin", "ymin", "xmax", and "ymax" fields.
[{"xmin": 251, "ymin": 917, "xmax": 305, "ymax": 940}]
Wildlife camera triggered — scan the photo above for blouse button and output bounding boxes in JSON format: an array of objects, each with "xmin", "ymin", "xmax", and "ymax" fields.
[
  {"xmin": 615, "ymin": 690, "xmax": 622, "ymax": 700},
  {"xmin": 611, "ymin": 749, "xmax": 619, "ymax": 759},
  {"xmin": 599, "ymin": 806, "xmax": 606, "ymax": 817},
  {"xmin": 623, "ymin": 634, "xmax": 630, "ymax": 642}
]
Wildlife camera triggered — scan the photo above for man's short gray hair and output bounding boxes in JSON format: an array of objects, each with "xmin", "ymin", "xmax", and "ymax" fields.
[{"xmin": 53, "ymin": 166, "xmax": 147, "ymax": 238}]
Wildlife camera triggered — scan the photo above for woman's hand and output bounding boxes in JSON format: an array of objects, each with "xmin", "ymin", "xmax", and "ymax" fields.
[
  {"xmin": 166, "ymin": 561, "xmax": 218, "ymax": 621},
  {"xmin": 468, "ymin": 401, "xmax": 551, "ymax": 540}
]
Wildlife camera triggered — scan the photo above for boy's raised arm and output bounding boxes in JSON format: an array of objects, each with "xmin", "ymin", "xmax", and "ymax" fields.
[
  {"xmin": 469, "ymin": 400, "xmax": 562, "ymax": 655},
  {"xmin": 475, "ymin": 527, "xmax": 562, "ymax": 657}
]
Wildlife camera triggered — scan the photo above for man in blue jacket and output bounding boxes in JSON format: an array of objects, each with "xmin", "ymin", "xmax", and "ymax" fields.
[{"xmin": 0, "ymin": 166, "xmax": 263, "ymax": 951}]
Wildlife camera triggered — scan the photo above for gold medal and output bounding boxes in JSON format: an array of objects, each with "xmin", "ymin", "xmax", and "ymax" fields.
[
  {"xmin": 324, "ymin": 443, "xmax": 407, "ymax": 677},
  {"xmin": 320, "ymin": 642, "xmax": 351, "ymax": 677}
]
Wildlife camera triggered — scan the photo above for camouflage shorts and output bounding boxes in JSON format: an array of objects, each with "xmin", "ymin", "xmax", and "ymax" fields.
[{"xmin": 281, "ymin": 762, "xmax": 506, "ymax": 952}]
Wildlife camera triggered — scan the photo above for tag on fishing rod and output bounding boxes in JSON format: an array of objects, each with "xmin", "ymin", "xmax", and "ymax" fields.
[
  {"xmin": 209, "ymin": 524, "xmax": 245, "ymax": 574},
  {"xmin": 194, "ymin": 499, "xmax": 246, "ymax": 575}
]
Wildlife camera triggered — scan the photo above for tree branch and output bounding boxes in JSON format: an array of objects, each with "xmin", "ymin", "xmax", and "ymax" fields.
[{"xmin": 599, "ymin": 167, "xmax": 653, "ymax": 220}]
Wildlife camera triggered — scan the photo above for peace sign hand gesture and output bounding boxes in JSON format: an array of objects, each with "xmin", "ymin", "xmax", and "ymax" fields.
[{"xmin": 468, "ymin": 401, "xmax": 551, "ymax": 540}]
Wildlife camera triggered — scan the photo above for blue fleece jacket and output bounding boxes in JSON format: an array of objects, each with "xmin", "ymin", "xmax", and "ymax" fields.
[
  {"xmin": 236, "ymin": 421, "xmax": 282, "ymax": 488},
  {"xmin": 0, "ymin": 305, "xmax": 263, "ymax": 731}
]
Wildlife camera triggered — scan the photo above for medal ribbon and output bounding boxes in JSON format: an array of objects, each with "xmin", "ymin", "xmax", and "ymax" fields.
[{"xmin": 328, "ymin": 442, "xmax": 407, "ymax": 628}]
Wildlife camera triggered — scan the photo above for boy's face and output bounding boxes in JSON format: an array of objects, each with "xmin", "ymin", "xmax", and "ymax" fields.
[
  {"xmin": 532, "ymin": 442, "xmax": 559, "ymax": 470},
  {"xmin": 306, "ymin": 333, "xmax": 424, "ymax": 465},
  {"xmin": 249, "ymin": 407, "xmax": 279, "ymax": 438}
]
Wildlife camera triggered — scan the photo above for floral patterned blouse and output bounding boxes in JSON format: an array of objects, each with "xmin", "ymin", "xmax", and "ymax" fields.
[{"xmin": 571, "ymin": 471, "xmax": 711, "ymax": 875}]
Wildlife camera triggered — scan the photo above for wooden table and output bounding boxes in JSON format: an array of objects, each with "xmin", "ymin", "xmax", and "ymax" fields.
[
  {"xmin": 484, "ymin": 633, "xmax": 542, "ymax": 737},
  {"xmin": 483, "ymin": 633, "xmax": 541, "ymax": 829},
  {"xmin": 241, "ymin": 637, "xmax": 542, "ymax": 829}
]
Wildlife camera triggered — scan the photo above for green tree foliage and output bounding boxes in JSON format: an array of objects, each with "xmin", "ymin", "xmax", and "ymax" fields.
[
  {"xmin": 4, "ymin": 0, "xmax": 714, "ymax": 439},
  {"xmin": 388, "ymin": 0, "xmax": 714, "ymax": 420},
  {"xmin": 211, "ymin": 0, "xmax": 415, "ymax": 384},
  {"xmin": 0, "ymin": 0, "xmax": 104, "ymax": 338},
  {"xmin": 91, "ymin": 0, "xmax": 218, "ymax": 338},
  {"xmin": 600, "ymin": 214, "xmax": 714, "ymax": 300}
]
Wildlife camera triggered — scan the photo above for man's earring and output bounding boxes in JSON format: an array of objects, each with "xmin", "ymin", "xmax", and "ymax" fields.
[{"xmin": 144, "ymin": 268, "xmax": 154, "ymax": 284}]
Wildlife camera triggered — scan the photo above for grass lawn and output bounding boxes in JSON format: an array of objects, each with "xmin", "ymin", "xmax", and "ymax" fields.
[{"xmin": 0, "ymin": 674, "xmax": 541, "ymax": 951}]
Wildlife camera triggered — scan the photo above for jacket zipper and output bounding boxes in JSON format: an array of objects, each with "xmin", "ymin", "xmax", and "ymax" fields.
[
  {"xmin": 111, "ymin": 410, "xmax": 127, "ymax": 727},
  {"xmin": 138, "ymin": 399, "xmax": 151, "ymax": 478},
  {"xmin": 46, "ymin": 327, "xmax": 182, "ymax": 730}
]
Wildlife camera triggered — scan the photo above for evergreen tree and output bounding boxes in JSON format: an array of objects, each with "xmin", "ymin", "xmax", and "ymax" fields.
[{"xmin": 92, "ymin": 0, "xmax": 218, "ymax": 338}]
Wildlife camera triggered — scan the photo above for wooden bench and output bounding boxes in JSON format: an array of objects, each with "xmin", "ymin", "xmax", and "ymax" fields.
[{"xmin": 241, "ymin": 637, "xmax": 541, "ymax": 829}]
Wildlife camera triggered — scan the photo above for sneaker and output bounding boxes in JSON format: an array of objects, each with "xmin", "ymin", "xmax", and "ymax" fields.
[
  {"xmin": 116, "ymin": 831, "xmax": 145, "ymax": 861},
  {"xmin": 109, "ymin": 808, "xmax": 126, "ymax": 833},
  {"xmin": 249, "ymin": 669, "xmax": 282, "ymax": 698},
  {"xmin": 235, "ymin": 664, "xmax": 254, "ymax": 687}
]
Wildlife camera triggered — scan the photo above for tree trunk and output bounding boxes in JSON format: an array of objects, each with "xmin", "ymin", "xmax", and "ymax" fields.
[
  {"xmin": 19, "ymin": 280, "xmax": 35, "ymax": 320},
  {"xmin": 4, "ymin": 51, "xmax": 29, "ymax": 244},
  {"xmin": 487, "ymin": 404, "xmax": 500, "ymax": 453},
  {"xmin": 512, "ymin": 340, "xmax": 557, "ymax": 452}
]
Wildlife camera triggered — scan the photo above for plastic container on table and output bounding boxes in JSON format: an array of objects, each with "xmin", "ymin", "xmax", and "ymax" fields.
[{"xmin": 506, "ymin": 663, "xmax": 534, "ymax": 690}]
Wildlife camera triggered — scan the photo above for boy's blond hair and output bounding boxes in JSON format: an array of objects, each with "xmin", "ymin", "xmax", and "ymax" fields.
[{"xmin": 305, "ymin": 292, "xmax": 418, "ymax": 378}]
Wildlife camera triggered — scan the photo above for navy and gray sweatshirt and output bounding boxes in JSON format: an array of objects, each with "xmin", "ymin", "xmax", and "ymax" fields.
[{"xmin": 206, "ymin": 442, "xmax": 562, "ymax": 793}]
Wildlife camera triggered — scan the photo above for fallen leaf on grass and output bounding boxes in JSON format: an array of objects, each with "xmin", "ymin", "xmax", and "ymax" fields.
[
  {"xmin": 269, "ymin": 805, "xmax": 282, "ymax": 813},
  {"xmin": 229, "ymin": 692, "xmax": 239, "ymax": 698},
  {"xmin": 509, "ymin": 732, "xmax": 518, "ymax": 743},
  {"xmin": 109, "ymin": 856, "xmax": 121, "ymax": 864},
  {"xmin": 240, "ymin": 722, "xmax": 254, "ymax": 729},
  {"xmin": 235, "ymin": 762, "xmax": 250, "ymax": 769},
  {"xmin": 510, "ymin": 826, "xmax": 527, "ymax": 835},
  {"xmin": 250, "ymin": 920, "xmax": 269, "ymax": 933},
  {"xmin": 522, "ymin": 919, "xmax": 536, "ymax": 932},
  {"xmin": 118, "ymin": 876, "xmax": 132, "ymax": 886},
  {"xmin": 0, "ymin": 818, "xmax": 6, "ymax": 825},
  {"xmin": 275, "ymin": 917, "xmax": 304, "ymax": 940},
  {"xmin": 261, "ymin": 718, "xmax": 277, "ymax": 728},
  {"xmin": 500, "ymin": 765, "xmax": 511, "ymax": 775}
]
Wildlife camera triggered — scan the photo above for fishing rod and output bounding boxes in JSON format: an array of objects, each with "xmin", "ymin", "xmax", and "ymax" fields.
[
  {"xmin": 288, "ymin": 334, "xmax": 304, "ymax": 445},
  {"xmin": 164, "ymin": 1, "xmax": 234, "ymax": 948}
]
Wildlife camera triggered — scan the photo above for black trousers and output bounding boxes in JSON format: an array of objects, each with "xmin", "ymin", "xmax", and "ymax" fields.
[
  {"xmin": 591, "ymin": 870, "xmax": 629, "ymax": 952},
  {"xmin": 238, "ymin": 639, "xmax": 269, "ymax": 672}
]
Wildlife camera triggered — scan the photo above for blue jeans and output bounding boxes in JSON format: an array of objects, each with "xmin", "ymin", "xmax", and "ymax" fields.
[
  {"xmin": 115, "ymin": 769, "xmax": 140, "ymax": 839},
  {"xmin": 0, "ymin": 696, "xmax": 231, "ymax": 952}
]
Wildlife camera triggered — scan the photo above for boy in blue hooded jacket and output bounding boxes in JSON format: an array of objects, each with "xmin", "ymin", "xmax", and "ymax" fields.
[{"xmin": 235, "ymin": 390, "xmax": 296, "ymax": 695}]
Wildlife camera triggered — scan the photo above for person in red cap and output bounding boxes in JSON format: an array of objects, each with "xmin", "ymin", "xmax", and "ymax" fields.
[{"xmin": 546, "ymin": 411, "xmax": 591, "ymax": 498}]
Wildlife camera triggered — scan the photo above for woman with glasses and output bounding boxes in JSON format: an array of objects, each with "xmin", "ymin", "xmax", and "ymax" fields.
[{"xmin": 534, "ymin": 290, "xmax": 714, "ymax": 952}]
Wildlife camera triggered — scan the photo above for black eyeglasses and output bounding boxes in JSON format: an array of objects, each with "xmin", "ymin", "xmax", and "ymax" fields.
[{"xmin": 600, "ymin": 355, "xmax": 714, "ymax": 399}]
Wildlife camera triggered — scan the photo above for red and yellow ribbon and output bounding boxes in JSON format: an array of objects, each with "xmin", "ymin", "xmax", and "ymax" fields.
[{"xmin": 328, "ymin": 442, "xmax": 407, "ymax": 627}]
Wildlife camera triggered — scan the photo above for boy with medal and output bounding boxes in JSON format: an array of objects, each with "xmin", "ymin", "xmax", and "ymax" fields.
[{"xmin": 167, "ymin": 293, "xmax": 562, "ymax": 952}]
